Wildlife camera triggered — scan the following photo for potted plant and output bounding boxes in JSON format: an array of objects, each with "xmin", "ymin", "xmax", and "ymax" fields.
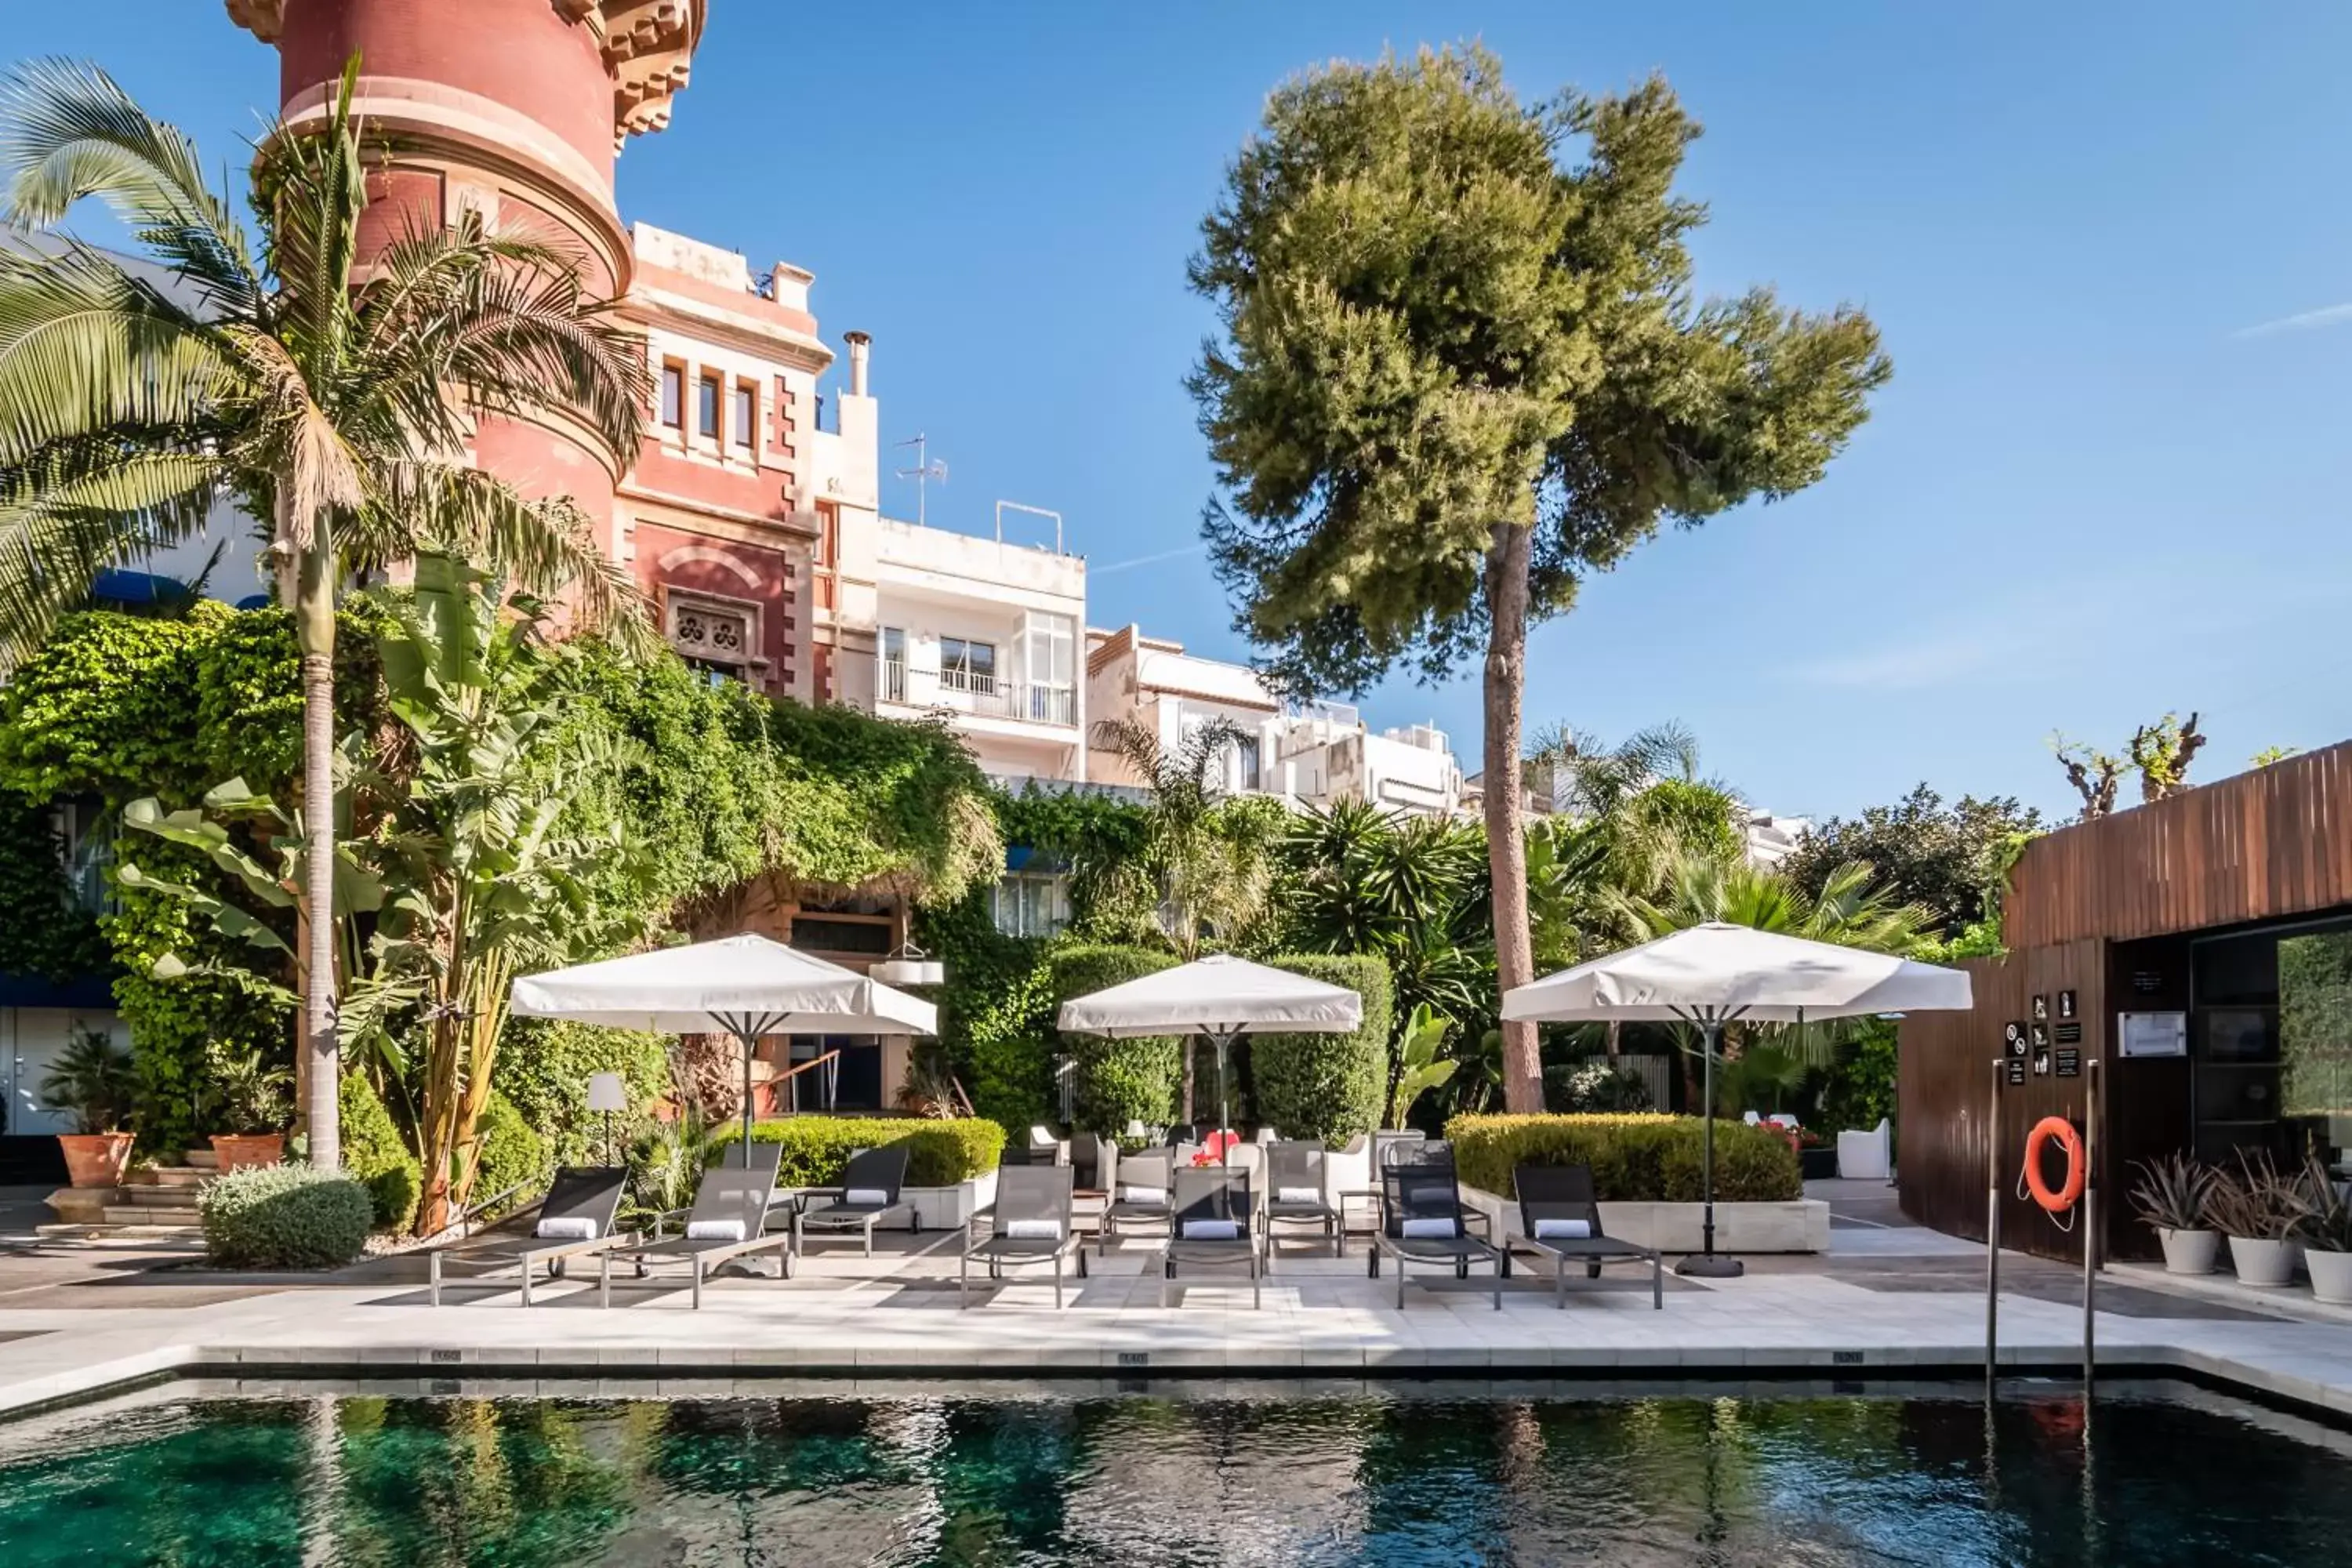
[
  {"xmin": 2207, "ymin": 1151, "xmax": 2310, "ymax": 1287},
  {"xmin": 2129, "ymin": 1151, "xmax": 2220, "ymax": 1275},
  {"xmin": 38, "ymin": 1026, "xmax": 136, "ymax": 1188},
  {"xmin": 203, "ymin": 1047, "xmax": 292, "ymax": 1173},
  {"xmin": 2297, "ymin": 1152, "xmax": 2352, "ymax": 1305}
]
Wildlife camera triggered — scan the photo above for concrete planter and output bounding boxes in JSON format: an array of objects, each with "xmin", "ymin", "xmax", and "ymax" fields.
[
  {"xmin": 2227, "ymin": 1234, "xmax": 2299, "ymax": 1288},
  {"xmin": 902, "ymin": 1169, "xmax": 996, "ymax": 1231},
  {"xmin": 1461, "ymin": 1184, "xmax": 1829, "ymax": 1254},
  {"xmin": 2306, "ymin": 1247, "xmax": 2352, "ymax": 1305},
  {"xmin": 2156, "ymin": 1227, "xmax": 2220, "ymax": 1276}
]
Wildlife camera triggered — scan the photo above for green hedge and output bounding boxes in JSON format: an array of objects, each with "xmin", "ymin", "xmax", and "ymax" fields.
[
  {"xmin": 1049, "ymin": 944, "xmax": 1178, "ymax": 1134},
  {"xmin": 963, "ymin": 959, "xmax": 1058, "ymax": 1131},
  {"xmin": 472, "ymin": 1089, "xmax": 553, "ymax": 1215},
  {"xmin": 338, "ymin": 1072, "xmax": 420, "ymax": 1232},
  {"xmin": 1446, "ymin": 1113, "xmax": 1802, "ymax": 1203},
  {"xmin": 199, "ymin": 1164, "xmax": 374, "ymax": 1270},
  {"xmin": 494, "ymin": 1018, "xmax": 671, "ymax": 1169},
  {"xmin": 709, "ymin": 1116, "xmax": 1006, "ymax": 1187},
  {"xmin": 1248, "ymin": 953, "xmax": 1391, "ymax": 1144}
]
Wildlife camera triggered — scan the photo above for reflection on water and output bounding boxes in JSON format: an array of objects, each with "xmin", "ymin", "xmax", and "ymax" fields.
[{"xmin": 1, "ymin": 1382, "xmax": 2347, "ymax": 1566}]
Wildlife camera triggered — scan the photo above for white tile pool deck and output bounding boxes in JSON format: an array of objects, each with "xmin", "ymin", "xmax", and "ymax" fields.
[{"xmin": 6, "ymin": 1188, "xmax": 2352, "ymax": 1423}]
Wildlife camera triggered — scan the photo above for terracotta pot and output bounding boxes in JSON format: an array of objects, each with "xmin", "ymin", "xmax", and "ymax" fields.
[
  {"xmin": 57, "ymin": 1131, "xmax": 133, "ymax": 1189},
  {"xmin": 2227, "ymin": 1234, "xmax": 2297, "ymax": 1287},
  {"xmin": 2156, "ymin": 1227, "xmax": 2219, "ymax": 1276},
  {"xmin": 209, "ymin": 1134, "xmax": 286, "ymax": 1174}
]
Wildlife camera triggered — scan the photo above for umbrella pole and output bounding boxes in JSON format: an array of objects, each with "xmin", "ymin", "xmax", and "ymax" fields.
[
  {"xmin": 1678, "ymin": 1015, "xmax": 1743, "ymax": 1279},
  {"xmin": 738, "ymin": 1029, "xmax": 757, "ymax": 1169},
  {"xmin": 1214, "ymin": 1029, "xmax": 1235, "ymax": 1167}
]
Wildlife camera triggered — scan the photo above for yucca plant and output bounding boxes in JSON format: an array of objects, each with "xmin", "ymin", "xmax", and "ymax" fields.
[
  {"xmin": 2206, "ymin": 1152, "xmax": 2310, "ymax": 1241},
  {"xmin": 0, "ymin": 60, "xmax": 648, "ymax": 1167},
  {"xmin": 2129, "ymin": 1151, "xmax": 2216, "ymax": 1232},
  {"xmin": 2298, "ymin": 1152, "xmax": 2352, "ymax": 1254}
]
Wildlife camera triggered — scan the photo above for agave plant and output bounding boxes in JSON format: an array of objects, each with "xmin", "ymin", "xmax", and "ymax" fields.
[
  {"xmin": 2129, "ymin": 1151, "xmax": 2216, "ymax": 1233},
  {"xmin": 2298, "ymin": 1152, "xmax": 2352, "ymax": 1254},
  {"xmin": 2205, "ymin": 1151, "xmax": 2310, "ymax": 1241}
]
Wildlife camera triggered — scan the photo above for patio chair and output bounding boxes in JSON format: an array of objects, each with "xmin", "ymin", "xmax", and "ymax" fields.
[
  {"xmin": 426, "ymin": 1166, "xmax": 633, "ymax": 1307},
  {"xmin": 1101, "ymin": 1146, "xmax": 1171, "ymax": 1256},
  {"xmin": 961, "ymin": 1163, "xmax": 1087, "ymax": 1308},
  {"xmin": 1370, "ymin": 1149, "xmax": 1505, "ymax": 1310},
  {"xmin": 1160, "ymin": 1165, "xmax": 1262, "ymax": 1308},
  {"xmin": 1512, "ymin": 1162, "xmax": 1661, "ymax": 1310},
  {"xmin": 1019, "ymin": 1125, "xmax": 1070, "ymax": 1166},
  {"xmin": 1264, "ymin": 1139, "xmax": 1341, "ymax": 1261},
  {"xmin": 793, "ymin": 1144, "xmax": 915, "ymax": 1257},
  {"xmin": 597, "ymin": 1143, "xmax": 793, "ymax": 1308}
]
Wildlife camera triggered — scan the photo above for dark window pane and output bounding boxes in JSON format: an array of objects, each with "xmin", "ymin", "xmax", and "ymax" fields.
[{"xmin": 699, "ymin": 376, "xmax": 720, "ymax": 437}]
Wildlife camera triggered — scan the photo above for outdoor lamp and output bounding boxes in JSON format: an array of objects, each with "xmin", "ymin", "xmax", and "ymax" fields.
[
  {"xmin": 586, "ymin": 1073, "xmax": 627, "ymax": 1167},
  {"xmin": 872, "ymin": 942, "xmax": 946, "ymax": 988}
]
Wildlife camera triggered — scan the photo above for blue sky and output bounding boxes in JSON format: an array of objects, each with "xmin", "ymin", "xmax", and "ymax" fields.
[{"xmin": 16, "ymin": 3, "xmax": 2352, "ymax": 822}]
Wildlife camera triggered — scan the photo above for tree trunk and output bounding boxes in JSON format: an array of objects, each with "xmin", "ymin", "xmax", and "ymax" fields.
[
  {"xmin": 1483, "ymin": 521, "xmax": 1542, "ymax": 1114},
  {"xmin": 1179, "ymin": 1037, "xmax": 1197, "ymax": 1128},
  {"xmin": 294, "ymin": 519, "xmax": 342, "ymax": 1171}
]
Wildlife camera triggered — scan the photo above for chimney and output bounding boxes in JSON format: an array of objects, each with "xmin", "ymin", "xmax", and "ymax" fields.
[{"xmin": 844, "ymin": 330, "xmax": 870, "ymax": 397}]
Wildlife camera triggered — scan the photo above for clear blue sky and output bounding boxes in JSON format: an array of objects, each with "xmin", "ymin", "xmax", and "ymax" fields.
[{"xmin": 16, "ymin": 3, "xmax": 2352, "ymax": 822}]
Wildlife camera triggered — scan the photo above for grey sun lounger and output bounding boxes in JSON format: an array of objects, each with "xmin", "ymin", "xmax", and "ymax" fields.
[
  {"xmin": 1513, "ymin": 1162, "xmax": 1662, "ymax": 1309},
  {"xmin": 1369, "ymin": 1151, "xmax": 1506, "ymax": 1310},
  {"xmin": 1160, "ymin": 1166, "xmax": 1263, "ymax": 1308},
  {"xmin": 793, "ymin": 1144, "xmax": 915, "ymax": 1256},
  {"xmin": 426, "ymin": 1165, "xmax": 633, "ymax": 1307},
  {"xmin": 1101, "ymin": 1146, "xmax": 1173, "ymax": 1256},
  {"xmin": 1264, "ymin": 1139, "xmax": 1341, "ymax": 1263},
  {"xmin": 598, "ymin": 1143, "xmax": 792, "ymax": 1308},
  {"xmin": 962, "ymin": 1163, "xmax": 1087, "ymax": 1308}
]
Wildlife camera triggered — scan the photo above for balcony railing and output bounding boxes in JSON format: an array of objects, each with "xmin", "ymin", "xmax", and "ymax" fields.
[
  {"xmin": 875, "ymin": 659, "xmax": 1077, "ymax": 728},
  {"xmin": 938, "ymin": 665, "xmax": 998, "ymax": 696},
  {"xmin": 880, "ymin": 655, "xmax": 906, "ymax": 703},
  {"xmin": 1021, "ymin": 683, "xmax": 1076, "ymax": 727}
]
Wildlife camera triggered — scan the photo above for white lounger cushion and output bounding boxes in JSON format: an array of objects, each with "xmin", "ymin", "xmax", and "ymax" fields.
[
  {"xmin": 1275, "ymin": 1186, "xmax": 1321, "ymax": 1204},
  {"xmin": 535, "ymin": 1216, "xmax": 599, "ymax": 1240},
  {"xmin": 1118, "ymin": 1185, "xmax": 1166, "ymax": 1205},
  {"xmin": 1400, "ymin": 1217, "xmax": 1457, "ymax": 1240},
  {"xmin": 1002, "ymin": 1218, "xmax": 1062, "ymax": 1240},
  {"xmin": 684, "ymin": 1219, "xmax": 747, "ymax": 1242},
  {"xmin": 844, "ymin": 1188, "xmax": 891, "ymax": 1206},
  {"xmin": 1534, "ymin": 1218, "xmax": 1593, "ymax": 1240},
  {"xmin": 1180, "ymin": 1218, "xmax": 1242, "ymax": 1240}
]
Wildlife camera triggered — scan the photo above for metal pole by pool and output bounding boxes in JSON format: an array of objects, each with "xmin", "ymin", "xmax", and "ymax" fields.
[
  {"xmin": 1677, "ymin": 1014, "xmax": 1742, "ymax": 1279},
  {"xmin": 1986, "ymin": 1055, "xmax": 2003, "ymax": 1396},
  {"xmin": 2083, "ymin": 1058, "xmax": 2100, "ymax": 1398}
]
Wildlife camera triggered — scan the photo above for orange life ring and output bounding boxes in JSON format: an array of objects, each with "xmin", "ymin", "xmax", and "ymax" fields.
[{"xmin": 2023, "ymin": 1116, "xmax": 2085, "ymax": 1213}]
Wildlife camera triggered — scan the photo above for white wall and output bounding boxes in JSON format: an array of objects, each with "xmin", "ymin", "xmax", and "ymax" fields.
[{"xmin": 2, "ymin": 1009, "xmax": 126, "ymax": 1138}]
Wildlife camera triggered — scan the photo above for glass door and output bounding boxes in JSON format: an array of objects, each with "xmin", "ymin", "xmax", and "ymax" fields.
[{"xmin": 1022, "ymin": 614, "xmax": 1075, "ymax": 725}]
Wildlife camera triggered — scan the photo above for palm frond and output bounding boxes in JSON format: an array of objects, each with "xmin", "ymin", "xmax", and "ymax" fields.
[{"xmin": 0, "ymin": 443, "xmax": 220, "ymax": 662}]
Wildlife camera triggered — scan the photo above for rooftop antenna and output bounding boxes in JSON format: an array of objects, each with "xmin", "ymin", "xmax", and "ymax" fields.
[{"xmin": 892, "ymin": 434, "xmax": 948, "ymax": 526}]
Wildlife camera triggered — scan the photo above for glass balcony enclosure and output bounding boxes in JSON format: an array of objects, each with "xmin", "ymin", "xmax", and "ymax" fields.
[{"xmin": 874, "ymin": 612, "xmax": 1076, "ymax": 728}]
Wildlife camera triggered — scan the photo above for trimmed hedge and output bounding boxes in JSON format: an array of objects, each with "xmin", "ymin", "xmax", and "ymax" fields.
[
  {"xmin": 964, "ymin": 960, "xmax": 1058, "ymax": 1131},
  {"xmin": 494, "ymin": 1018, "xmax": 671, "ymax": 1169},
  {"xmin": 1248, "ymin": 953, "xmax": 1391, "ymax": 1144},
  {"xmin": 200, "ymin": 1163, "xmax": 374, "ymax": 1269},
  {"xmin": 1049, "ymin": 944, "xmax": 1179, "ymax": 1134},
  {"xmin": 472, "ymin": 1089, "xmax": 553, "ymax": 1215},
  {"xmin": 339, "ymin": 1072, "xmax": 420, "ymax": 1232},
  {"xmin": 1446, "ymin": 1113, "xmax": 1803, "ymax": 1203},
  {"xmin": 710, "ymin": 1116, "xmax": 1006, "ymax": 1187}
]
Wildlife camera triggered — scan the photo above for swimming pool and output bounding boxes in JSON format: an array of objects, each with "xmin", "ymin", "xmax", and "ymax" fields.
[{"xmin": 1, "ymin": 1379, "xmax": 2345, "ymax": 1566}]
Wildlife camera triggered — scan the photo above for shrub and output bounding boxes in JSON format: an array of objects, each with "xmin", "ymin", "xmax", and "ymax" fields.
[
  {"xmin": 709, "ymin": 1116, "xmax": 1005, "ymax": 1187},
  {"xmin": 1047, "ymin": 944, "xmax": 1179, "ymax": 1134},
  {"xmin": 338, "ymin": 1072, "xmax": 420, "ymax": 1232},
  {"xmin": 964, "ymin": 959, "xmax": 1058, "ymax": 1130},
  {"xmin": 1248, "ymin": 953, "xmax": 1391, "ymax": 1143},
  {"xmin": 470, "ymin": 1089, "xmax": 553, "ymax": 1215},
  {"xmin": 1545, "ymin": 1060, "xmax": 1656, "ymax": 1114},
  {"xmin": 1446, "ymin": 1113, "xmax": 1802, "ymax": 1203},
  {"xmin": 200, "ymin": 1164, "xmax": 373, "ymax": 1269},
  {"xmin": 495, "ymin": 1018, "xmax": 671, "ymax": 1168}
]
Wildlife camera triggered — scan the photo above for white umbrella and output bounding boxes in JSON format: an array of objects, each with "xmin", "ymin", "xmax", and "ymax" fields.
[
  {"xmin": 1057, "ymin": 953, "xmax": 1362, "ymax": 1154},
  {"xmin": 512, "ymin": 934, "xmax": 938, "ymax": 1160},
  {"xmin": 1501, "ymin": 922, "xmax": 1972, "ymax": 1276}
]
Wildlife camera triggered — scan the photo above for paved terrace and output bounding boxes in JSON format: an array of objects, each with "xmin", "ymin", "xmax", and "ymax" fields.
[{"xmin": 4, "ymin": 1180, "xmax": 2352, "ymax": 1421}]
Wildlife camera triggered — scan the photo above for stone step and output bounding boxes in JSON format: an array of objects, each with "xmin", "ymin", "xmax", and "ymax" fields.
[
  {"xmin": 184, "ymin": 1149, "xmax": 220, "ymax": 1171},
  {"xmin": 121, "ymin": 1182, "xmax": 204, "ymax": 1206},
  {"xmin": 102, "ymin": 1203, "xmax": 201, "ymax": 1226},
  {"xmin": 35, "ymin": 1221, "xmax": 201, "ymax": 1245},
  {"xmin": 132, "ymin": 1166, "xmax": 213, "ymax": 1189}
]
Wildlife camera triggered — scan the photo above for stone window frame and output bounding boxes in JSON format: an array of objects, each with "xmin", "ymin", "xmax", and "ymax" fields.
[{"xmin": 664, "ymin": 586, "xmax": 768, "ymax": 681}]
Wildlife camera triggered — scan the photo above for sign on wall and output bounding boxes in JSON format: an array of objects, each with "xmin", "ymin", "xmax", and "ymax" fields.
[{"xmin": 2118, "ymin": 1011, "xmax": 2188, "ymax": 1058}]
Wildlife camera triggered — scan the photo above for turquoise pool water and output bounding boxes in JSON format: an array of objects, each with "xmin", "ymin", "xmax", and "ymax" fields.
[{"xmin": 1, "ymin": 1380, "xmax": 2345, "ymax": 1566}]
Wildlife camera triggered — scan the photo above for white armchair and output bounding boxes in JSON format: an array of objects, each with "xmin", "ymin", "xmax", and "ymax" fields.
[{"xmin": 1836, "ymin": 1119, "xmax": 1893, "ymax": 1182}]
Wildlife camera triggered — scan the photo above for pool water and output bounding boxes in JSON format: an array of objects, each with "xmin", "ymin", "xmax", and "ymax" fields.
[{"xmin": 2, "ymin": 1381, "xmax": 2347, "ymax": 1566}]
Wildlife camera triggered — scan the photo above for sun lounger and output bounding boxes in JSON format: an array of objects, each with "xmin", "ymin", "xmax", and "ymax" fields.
[
  {"xmin": 597, "ymin": 1143, "xmax": 791, "ymax": 1308},
  {"xmin": 1370, "ymin": 1149, "xmax": 1505, "ymax": 1310},
  {"xmin": 1512, "ymin": 1162, "xmax": 1661, "ymax": 1310},
  {"xmin": 961, "ymin": 1163, "xmax": 1087, "ymax": 1308},
  {"xmin": 1101, "ymin": 1146, "xmax": 1173, "ymax": 1255},
  {"xmin": 793, "ymin": 1144, "xmax": 915, "ymax": 1256},
  {"xmin": 1160, "ymin": 1165, "xmax": 1262, "ymax": 1308},
  {"xmin": 426, "ymin": 1165, "xmax": 633, "ymax": 1306},
  {"xmin": 1264, "ymin": 1138, "xmax": 1341, "ymax": 1262}
]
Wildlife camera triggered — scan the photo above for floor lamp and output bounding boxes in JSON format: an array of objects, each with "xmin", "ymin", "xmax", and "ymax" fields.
[{"xmin": 586, "ymin": 1073, "xmax": 627, "ymax": 1167}]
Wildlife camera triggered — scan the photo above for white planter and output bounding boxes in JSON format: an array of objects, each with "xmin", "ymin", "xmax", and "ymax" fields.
[
  {"xmin": 902, "ymin": 1170, "xmax": 995, "ymax": 1231},
  {"xmin": 1460, "ymin": 1184, "xmax": 1830, "ymax": 1254},
  {"xmin": 2227, "ymin": 1234, "xmax": 2298, "ymax": 1287},
  {"xmin": 2156, "ymin": 1227, "xmax": 2220, "ymax": 1276},
  {"xmin": 2306, "ymin": 1247, "xmax": 2352, "ymax": 1305}
]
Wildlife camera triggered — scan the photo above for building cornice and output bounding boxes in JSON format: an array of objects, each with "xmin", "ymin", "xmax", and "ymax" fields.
[{"xmin": 624, "ymin": 284, "xmax": 833, "ymax": 371}]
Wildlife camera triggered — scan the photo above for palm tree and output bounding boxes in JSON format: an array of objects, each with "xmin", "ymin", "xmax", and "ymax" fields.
[
  {"xmin": 0, "ymin": 61, "xmax": 648, "ymax": 1167},
  {"xmin": 1092, "ymin": 713, "xmax": 1274, "ymax": 1119}
]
